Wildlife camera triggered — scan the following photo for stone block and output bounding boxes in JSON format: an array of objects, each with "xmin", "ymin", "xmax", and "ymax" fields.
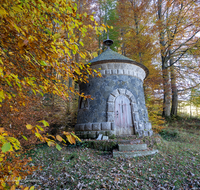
[
  {"xmin": 111, "ymin": 89, "xmax": 119, "ymax": 97},
  {"xmin": 105, "ymin": 69, "xmax": 112, "ymax": 75},
  {"xmin": 100, "ymin": 70, "xmax": 105, "ymax": 75},
  {"xmin": 130, "ymin": 96, "xmax": 136, "ymax": 103},
  {"xmin": 113, "ymin": 149, "xmax": 158, "ymax": 158},
  {"xmin": 75, "ymin": 124, "xmax": 80, "ymax": 131},
  {"xmin": 118, "ymin": 88, "xmax": 126, "ymax": 95},
  {"xmin": 126, "ymin": 64, "xmax": 134, "ymax": 70},
  {"xmin": 128, "ymin": 70, "xmax": 133, "ymax": 76},
  {"xmin": 145, "ymin": 122, "xmax": 152, "ymax": 130},
  {"xmin": 85, "ymin": 123, "xmax": 92, "ymax": 131},
  {"xmin": 79, "ymin": 124, "xmax": 85, "ymax": 131},
  {"xmin": 96, "ymin": 134, "xmax": 103, "ymax": 140},
  {"xmin": 124, "ymin": 69, "xmax": 128, "ymax": 75},
  {"xmin": 111, "ymin": 122, "xmax": 115, "ymax": 130},
  {"xmin": 143, "ymin": 131, "xmax": 148, "ymax": 137},
  {"xmin": 101, "ymin": 122, "xmax": 111, "ymax": 130},
  {"xmin": 83, "ymin": 131, "xmax": 88, "ymax": 139},
  {"xmin": 107, "ymin": 112, "xmax": 114, "ymax": 122},
  {"xmin": 119, "ymin": 144, "xmax": 147, "ymax": 151},
  {"xmin": 126, "ymin": 90, "xmax": 133, "ymax": 97},
  {"xmin": 88, "ymin": 131, "xmax": 97, "ymax": 139},
  {"xmin": 102, "ymin": 136, "xmax": 109, "ymax": 140},
  {"xmin": 148, "ymin": 130, "xmax": 153, "ymax": 136},
  {"xmin": 101, "ymin": 64, "xmax": 107, "ymax": 70},
  {"xmin": 107, "ymin": 102, "xmax": 114, "ymax": 112},
  {"xmin": 91, "ymin": 65, "xmax": 96, "ymax": 69},
  {"xmin": 138, "ymin": 121, "xmax": 144, "ymax": 130},
  {"xmin": 92, "ymin": 123, "xmax": 101, "ymax": 131},
  {"xmin": 133, "ymin": 112, "xmax": 139, "ymax": 121},
  {"xmin": 107, "ymin": 63, "xmax": 114, "ymax": 69},
  {"xmin": 137, "ymin": 69, "xmax": 143, "ymax": 76},
  {"xmin": 78, "ymin": 132, "xmax": 84, "ymax": 139},
  {"xmin": 137, "ymin": 130, "xmax": 143, "ymax": 138},
  {"xmin": 75, "ymin": 131, "xmax": 80, "ymax": 136},
  {"xmin": 96, "ymin": 65, "xmax": 102, "ymax": 69},
  {"xmin": 118, "ymin": 69, "xmax": 123, "ymax": 75},
  {"xmin": 112, "ymin": 69, "xmax": 118, "ymax": 75},
  {"xmin": 132, "ymin": 103, "xmax": 138, "ymax": 112},
  {"xmin": 108, "ymin": 94, "xmax": 115, "ymax": 103},
  {"xmin": 114, "ymin": 63, "xmax": 121, "ymax": 69},
  {"xmin": 134, "ymin": 121, "xmax": 138, "ymax": 131}
]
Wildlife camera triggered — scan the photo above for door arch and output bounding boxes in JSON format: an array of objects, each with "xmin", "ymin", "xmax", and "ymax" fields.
[
  {"xmin": 115, "ymin": 95, "xmax": 133, "ymax": 135},
  {"xmin": 107, "ymin": 88, "xmax": 137, "ymax": 135}
]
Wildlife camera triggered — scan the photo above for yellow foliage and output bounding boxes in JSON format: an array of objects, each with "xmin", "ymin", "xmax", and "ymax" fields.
[{"xmin": 0, "ymin": 0, "xmax": 104, "ymax": 188}]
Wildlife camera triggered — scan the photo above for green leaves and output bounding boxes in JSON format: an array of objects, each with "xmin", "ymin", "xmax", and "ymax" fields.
[
  {"xmin": 38, "ymin": 120, "xmax": 49, "ymax": 127},
  {"xmin": 40, "ymin": 61, "xmax": 47, "ymax": 66},
  {"xmin": 56, "ymin": 143, "xmax": 62, "ymax": 151},
  {"xmin": 1, "ymin": 142, "xmax": 11, "ymax": 153},
  {"xmin": 22, "ymin": 135, "xmax": 28, "ymax": 141}
]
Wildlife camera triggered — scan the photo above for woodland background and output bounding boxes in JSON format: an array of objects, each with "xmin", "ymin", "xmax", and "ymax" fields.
[
  {"xmin": 0, "ymin": 0, "xmax": 200, "ymax": 189},
  {"xmin": 1, "ymin": 0, "xmax": 200, "ymax": 147}
]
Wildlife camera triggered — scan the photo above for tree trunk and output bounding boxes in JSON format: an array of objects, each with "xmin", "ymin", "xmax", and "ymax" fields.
[
  {"xmin": 162, "ymin": 66, "xmax": 171, "ymax": 117},
  {"xmin": 158, "ymin": 0, "xmax": 171, "ymax": 117},
  {"xmin": 170, "ymin": 62, "xmax": 178, "ymax": 117}
]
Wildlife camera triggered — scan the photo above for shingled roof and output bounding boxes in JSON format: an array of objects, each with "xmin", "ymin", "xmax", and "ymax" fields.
[
  {"xmin": 89, "ymin": 48, "xmax": 133, "ymax": 63},
  {"xmin": 89, "ymin": 48, "xmax": 149, "ymax": 78}
]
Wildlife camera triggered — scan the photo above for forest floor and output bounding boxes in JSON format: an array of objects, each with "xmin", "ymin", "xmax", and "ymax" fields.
[{"xmin": 21, "ymin": 117, "xmax": 200, "ymax": 190}]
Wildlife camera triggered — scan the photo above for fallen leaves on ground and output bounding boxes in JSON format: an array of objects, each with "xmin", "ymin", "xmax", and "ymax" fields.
[{"xmin": 20, "ymin": 140, "xmax": 200, "ymax": 190}]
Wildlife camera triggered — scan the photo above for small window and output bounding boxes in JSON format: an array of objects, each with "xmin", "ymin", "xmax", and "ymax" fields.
[{"xmin": 79, "ymin": 97, "xmax": 89, "ymax": 109}]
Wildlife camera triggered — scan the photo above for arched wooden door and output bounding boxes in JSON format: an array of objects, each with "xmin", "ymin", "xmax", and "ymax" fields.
[{"xmin": 114, "ymin": 95, "xmax": 133, "ymax": 135}]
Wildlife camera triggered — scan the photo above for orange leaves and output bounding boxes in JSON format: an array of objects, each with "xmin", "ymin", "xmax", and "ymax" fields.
[
  {"xmin": 56, "ymin": 135, "xmax": 63, "ymax": 142},
  {"xmin": 63, "ymin": 131, "xmax": 81, "ymax": 144},
  {"xmin": 63, "ymin": 131, "xmax": 76, "ymax": 144},
  {"xmin": 0, "ymin": 0, "xmax": 102, "ymax": 187}
]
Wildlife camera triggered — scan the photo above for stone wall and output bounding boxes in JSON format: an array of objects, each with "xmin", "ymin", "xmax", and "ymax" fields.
[
  {"xmin": 75, "ymin": 61, "xmax": 153, "ymax": 138},
  {"xmin": 77, "ymin": 74, "xmax": 147, "ymax": 123},
  {"xmin": 75, "ymin": 122, "xmax": 115, "ymax": 139},
  {"xmin": 91, "ymin": 62, "xmax": 146, "ymax": 81}
]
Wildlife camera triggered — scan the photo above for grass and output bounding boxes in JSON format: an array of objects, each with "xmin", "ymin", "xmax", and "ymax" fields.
[{"xmin": 21, "ymin": 117, "xmax": 200, "ymax": 189}]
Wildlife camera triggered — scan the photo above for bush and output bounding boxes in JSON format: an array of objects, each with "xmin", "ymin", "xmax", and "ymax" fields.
[{"xmin": 159, "ymin": 129, "xmax": 179, "ymax": 140}]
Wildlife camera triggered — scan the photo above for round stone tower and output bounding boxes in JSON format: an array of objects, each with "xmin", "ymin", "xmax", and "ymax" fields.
[{"xmin": 75, "ymin": 40, "xmax": 153, "ymax": 139}]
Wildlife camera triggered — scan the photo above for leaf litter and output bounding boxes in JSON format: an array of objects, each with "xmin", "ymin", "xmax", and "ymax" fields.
[{"xmin": 20, "ymin": 131, "xmax": 200, "ymax": 190}]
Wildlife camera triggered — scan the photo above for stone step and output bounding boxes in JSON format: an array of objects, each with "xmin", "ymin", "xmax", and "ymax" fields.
[
  {"xmin": 114, "ymin": 139, "xmax": 141, "ymax": 144},
  {"xmin": 118, "ymin": 143, "xmax": 147, "ymax": 151},
  {"xmin": 113, "ymin": 149, "xmax": 159, "ymax": 158}
]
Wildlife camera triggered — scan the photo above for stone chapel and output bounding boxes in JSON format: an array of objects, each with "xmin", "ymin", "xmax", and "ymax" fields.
[{"xmin": 75, "ymin": 39, "xmax": 153, "ymax": 139}]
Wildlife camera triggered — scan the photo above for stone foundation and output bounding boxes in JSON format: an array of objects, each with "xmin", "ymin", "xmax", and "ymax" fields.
[{"xmin": 75, "ymin": 121, "xmax": 153, "ymax": 139}]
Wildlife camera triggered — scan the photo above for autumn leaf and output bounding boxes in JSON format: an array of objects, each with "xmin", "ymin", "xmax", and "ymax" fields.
[
  {"xmin": 26, "ymin": 124, "xmax": 33, "ymax": 130},
  {"xmin": 10, "ymin": 185, "xmax": 16, "ymax": 190},
  {"xmin": 56, "ymin": 143, "xmax": 62, "ymax": 151},
  {"xmin": 1, "ymin": 142, "xmax": 12, "ymax": 152},
  {"xmin": 38, "ymin": 120, "xmax": 49, "ymax": 127},
  {"xmin": 56, "ymin": 135, "xmax": 63, "ymax": 142},
  {"xmin": 22, "ymin": 135, "xmax": 28, "ymax": 141}
]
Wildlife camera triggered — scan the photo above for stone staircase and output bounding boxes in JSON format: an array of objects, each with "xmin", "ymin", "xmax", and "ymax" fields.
[{"xmin": 113, "ymin": 139, "xmax": 158, "ymax": 158}]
